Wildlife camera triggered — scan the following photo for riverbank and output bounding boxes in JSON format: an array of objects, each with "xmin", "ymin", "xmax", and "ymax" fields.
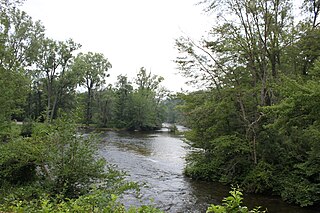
[{"xmin": 98, "ymin": 130, "xmax": 319, "ymax": 213}]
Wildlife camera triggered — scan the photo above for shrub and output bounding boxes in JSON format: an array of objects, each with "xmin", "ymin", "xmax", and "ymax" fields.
[
  {"xmin": 20, "ymin": 118, "xmax": 34, "ymax": 137},
  {"xmin": 0, "ymin": 189, "xmax": 163, "ymax": 213},
  {"xmin": 0, "ymin": 116, "xmax": 139, "ymax": 200},
  {"xmin": 0, "ymin": 137, "xmax": 42, "ymax": 186},
  {"xmin": 206, "ymin": 187, "xmax": 267, "ymax": 213},
  {"xmin": 243, "ymin": 162, "xmax": 275, "ymax": 193}
]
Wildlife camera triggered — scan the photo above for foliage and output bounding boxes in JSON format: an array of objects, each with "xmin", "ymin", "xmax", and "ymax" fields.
[
  {"xmin": 40, "ymin": 117, "xmax": 108, "ymax": 197},
  {"xmin": 33, "ymin": 38, "xmax": 81, "ymax": 122},
  {"xmin": 86, "ymin": 69, "xmax": 166, "ymax": 131},
  {"xmin": 0, "ymin": 137, "xmax": 41, "ymax": 186},
  {"xmin": 261, "ymin": 76, "xmax": 320, "ymax": 206},
  {"xmin": 0, "ymin": 189, "xmax": 163, "ymax": 213},
  {"xmin": 206, "ymin": 187, "xmax": 266, "ymax": 213},
  {"xmin": 3, "ymin": 0, "xmax": 320, "ymax": 209},
  {"xmin": 175, "ymin": 0, "xmax": 320, "ymax": 207},
  {"xmin": 72, "ymin": 52, "xmax": 112, "ymax": 125},
  {"xmin": 93, "ymin": 85, "xmax": 117, "ymax": 127},
  {"xmin": 0, "ymin": 3, "xmax": 43, "ymax": 125},
  {"xmin": 0, "ymin": 121, "xmax": 21, "ymax": 142},
  {"xmin": 184, "ymin": 134, "xmax": 251, "ymax": 183},
  {"xmin": 162, "ymin": 94, "xmax": 185, "ymax": 124},
  {"xmin": 243, "ymin": 161, "xmax": 275, "ymax": 194},
  {"xmin": 0, "ymin": 117, "xmax": 139, "ymax": 200},
  {"xmin": 0, "ymin": 118, "xmax": 159, "ymax": 212},
  {"xmin": 20, "ymin": 118, "xmax": 34, "ymax": 137},
  {"xmin": 127, "ymin": 67, "xmax": 164, "ymax": 130}
]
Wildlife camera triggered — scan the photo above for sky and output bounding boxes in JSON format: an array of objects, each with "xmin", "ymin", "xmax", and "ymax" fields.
[{"xmin": 21, "ymin": 0, "xmax": 213, "ymax": 92}]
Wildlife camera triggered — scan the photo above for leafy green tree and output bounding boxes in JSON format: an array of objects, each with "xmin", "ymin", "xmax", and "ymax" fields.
[
  {"xmin": 128, "ymin": 68, "xmax": 164, "ymax": 130},
  {"xmin": 162, "ymin": 94, "xmax": 185, "ymax": 124},
  {"xmin": 177, "ymin": 0, "xmax": 295, "ymax": 164},
  {"xmin": 33, "ymin": 38, "xmax": 80, "ymax": 122},
  {"xmin": 93, "ymin": 85, "xmax": 117, "ymax": 127},
  {"xmin": 111, "ymin": 69, "xmax": 166, "ymax": 130},
  {"xmin": 261, "ymin": 73, "xmax": 320, "ymax": 206},
  {"xmin": 0, "ymin": 136, "xmax": 41, "ymax": 186},
  {"xmin": 180, "ymin": 90, "xmax": 251, "ymax": 182},
  {"xmin": 0, "ymin": 3, "xmax": 44, "ymax": 139},
  {"xmin": 114, "ymin": 75, "xmax": 134, "ymax": 128},
  {"xmin": 41, "ymin": 117, "xmax": 111, "ymax": 197},
  {"xmin": 129, "ymin": 90, "xmax": 158, "ymax": 130},
  {"xmin": 135, "ymin": 67, "xmax": 164, "ymax": 91},
  {"xmin": 0, "ymin": 116, "xmax": 137, "ymax": 199},
  {"xmin": 23, "ymin": 80, "xmax": 45, "ymax": 120},
  {"xmin": 175, "ymin": 0, "xmax": 320, "ymax": 207},
  {"xmin": 73, "ymin": 52, "xmax": 112, "ymax": 125}
]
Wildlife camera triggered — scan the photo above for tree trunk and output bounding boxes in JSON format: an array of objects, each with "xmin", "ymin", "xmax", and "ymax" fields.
[
  {"xmin": 46, "ymin": 76, "xmax": 51, "ymax": 123},
  {"xmin": 86, "ymin": 88, "xmax": 91, "ymax": 126}
]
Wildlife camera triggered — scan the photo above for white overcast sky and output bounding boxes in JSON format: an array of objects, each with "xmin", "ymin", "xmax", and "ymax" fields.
[{"xmin": 21, "ymin": 0, "xmax": 212, "ymax": 92}]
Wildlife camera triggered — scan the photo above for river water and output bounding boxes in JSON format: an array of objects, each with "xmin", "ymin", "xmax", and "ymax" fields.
[{"xmin": 98, "ymin": 129, "xmax": 319, "ymax": 213}]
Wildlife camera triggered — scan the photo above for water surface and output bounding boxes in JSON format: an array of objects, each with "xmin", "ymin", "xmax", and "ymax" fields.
[{"xmin": 98, "ymin": 129, "xmax": 319, "ymax": 213}]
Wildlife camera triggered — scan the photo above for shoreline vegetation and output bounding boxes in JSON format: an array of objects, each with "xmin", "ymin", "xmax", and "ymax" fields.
[
  {"xmin": 0, "ymin": 119, "xmax": 264, "ymax": 213},
  {"xmin": 1, "ymin": 0, "xmax": 320, "ymax": 211}
]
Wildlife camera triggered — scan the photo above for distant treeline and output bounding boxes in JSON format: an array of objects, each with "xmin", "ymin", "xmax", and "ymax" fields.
[{"xmin": 0, "ymin": 0, "xmax": 183, "ymax": 132}]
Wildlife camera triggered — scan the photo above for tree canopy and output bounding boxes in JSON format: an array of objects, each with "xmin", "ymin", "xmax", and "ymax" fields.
[{"xmin": 176, "ymin": 0, "xmax": 320, "ymax": 207}]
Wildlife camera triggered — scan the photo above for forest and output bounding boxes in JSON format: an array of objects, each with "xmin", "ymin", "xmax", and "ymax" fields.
[{"xmin": 0, "ymin": 0, "xmax": 320, "ymax": 212}]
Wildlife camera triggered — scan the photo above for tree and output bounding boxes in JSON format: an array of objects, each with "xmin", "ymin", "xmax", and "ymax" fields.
[
  {"xmin": 73, "ymin": 52, "xmax": 112, "ymax": 125},
  {"xmin": 93, "ymin": 85, "xmax": 116, "ymax": 127},
  {"xmin": 176, "ymin": 0, "xmax": 294, "ymax": 164},
  {"xmin": 114, "ymin": 75, "xmax": 133, "ymax": 128},
  {"xmin": 162, "ymin": 94, "xmax": 185, "ymax": 124},
  {"xmin": 110, "ymin": 69, "xmax": 166, "ymax": 130},
  {"xmin": 33, "ymin": 38, "xmax": 80, "ymax": 122},
  {"xmin": 293, "ymin": 0, "xmax": 320, "ymax": 76},
  {"xmin": 261, "ymin": 71, "xmax": 320, "ymax": 206},
  {"xmin": 175, "ymin": 0, "xmax": 320, "ymax": 207},
  {"xmin": 135, "ymin": 67, "xmax": 164, "ymax": 92},
  {"xmin": 129, "ymin": 68, "xmax": 164, "ymax": 130},
  {"xmin": 0, "ymin": 3, "xmax": 45, "ymax": 140}
]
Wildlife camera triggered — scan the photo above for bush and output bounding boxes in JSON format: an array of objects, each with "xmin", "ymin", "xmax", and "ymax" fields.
[
  {"xmin": 0, "ymin": 121, "xmax": 21, "ymax": 143},
  {"xmin": 243, "ymin": 162, "xmax": 275, "ymax": 193},
  {"xmin": 35, "ymin": 117, "xmax": 141, "ymax": 198},
  {"xmin": 279, "ymin": 174, "xmax": 320, "ymax": 207},
  {"xmin": 184, "ymin": 135, "xmax": 252, "ymax": 183},
  {"xmin": 0, "ymin": 137, "xmax": 42, "ymax": 186},
  {"xmin": 0, "ymin": 116, "xmax": 162, "ymax": 212},
  {"xmin": 206, "ymin": 187, "xmax": 266, "ymax": 213},
  {"xmin": 20, "ymin": 118, "xmax": 34, "ymax": 137},
  {"xmin": 0, "ymin": 116, "xmax": 139, "ymax": 200},
  {"xmin": 0, "ymin": 189, "xmax": 163, "ymax": 213}
]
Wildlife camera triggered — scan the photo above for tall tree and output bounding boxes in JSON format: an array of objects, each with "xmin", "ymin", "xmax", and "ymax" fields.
[
  {"xmin": 34, "ymin": 38, "xmax": 80, "ymax": 122},
  {"xmin": 129, "ymin": 67, "xmax": 164, "ymax": 130},
  {"xmin": 176, "ymin": 0, "xmax": 294, "ymax": 164},
  {"xmin": 72, "ymin": 52, "xmax": 112, "ymax": 125},
  {"xmin": 93, "ymin": 85, "xmax": 116, "ymax": 127},
  {"xmin": 296, "ymin": 0, "xmax": 320, "ymax": 75},
  {"xmin": 176, "ymin": 0, "xmax": 320, "ymax": 206},
  {"xmin": 111, "ymin": 69, "xmax": 166, "ymax": 130},
  {"xmin": 0, "ymin": 3, "xmax": 44, "ymax": 140},
  {"xmin": 114, "ymin": 75, "xmax": 133, "ymax": 128}
]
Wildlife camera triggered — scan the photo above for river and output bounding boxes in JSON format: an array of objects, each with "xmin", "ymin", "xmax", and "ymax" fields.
[{"xmin": 98, "ymin": 128, "xmax": 319, "ymax": 213}]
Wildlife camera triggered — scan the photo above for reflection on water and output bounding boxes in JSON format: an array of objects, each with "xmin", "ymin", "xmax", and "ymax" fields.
[{"xmin": 98, "ymin": 129, "xmax": 319, "ymax": 213}]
